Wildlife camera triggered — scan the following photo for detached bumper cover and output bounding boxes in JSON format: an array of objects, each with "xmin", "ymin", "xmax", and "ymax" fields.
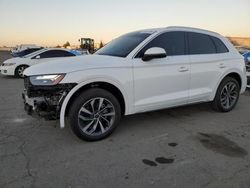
[{"xmin": 22, "ymin": 77, "xmax": 76, "ymax": 120}]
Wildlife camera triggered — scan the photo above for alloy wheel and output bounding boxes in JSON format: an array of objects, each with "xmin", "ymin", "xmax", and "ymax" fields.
[
  {"xmin": 78, "ymin": 97, "xmax": 116, "ymax": 136},
  {"xmin": 18, "ymin": 66, "xmax": 26, "ymax": 78},
  {"xmin": 220, "ymin": 81, "xmax": 238, "ymax": 110}
]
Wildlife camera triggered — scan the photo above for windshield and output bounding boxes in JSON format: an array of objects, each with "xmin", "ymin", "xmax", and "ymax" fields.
[{"xmin": 95, "ymin": 31, "xmax": 152, "ymax": 57}]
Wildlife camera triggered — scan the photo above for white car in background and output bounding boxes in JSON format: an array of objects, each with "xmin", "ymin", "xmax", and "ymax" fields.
[
  {"xmin": 11, "ymin": 44, "xmax": 41, "ymax": 54},
  {"xmin": 0, "ymin": 48, "xmax": 81, "ymax": 78},
  {"xmin": 23, "ymin": 26, "xmax": 246, "ymax": 141}
]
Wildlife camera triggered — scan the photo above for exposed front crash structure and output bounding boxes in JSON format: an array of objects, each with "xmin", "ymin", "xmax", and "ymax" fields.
[{"xmin": 22, "ymin": 76, "xmax": 76, "ymax": 120}]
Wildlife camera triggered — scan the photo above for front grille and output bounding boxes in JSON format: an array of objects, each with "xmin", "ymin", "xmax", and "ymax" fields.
[
  {"xmin": 24, "ymin": 77, "xmax": 30, "ymax": 89},
  {"xmin": 246, "ymin": 65, "xmax": 250, "ymax": 72}
]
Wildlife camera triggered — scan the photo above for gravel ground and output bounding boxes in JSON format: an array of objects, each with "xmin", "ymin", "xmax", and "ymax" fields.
[{"xmin": 0, "ymin": 51, "xmax": 250, "ymax": 188}]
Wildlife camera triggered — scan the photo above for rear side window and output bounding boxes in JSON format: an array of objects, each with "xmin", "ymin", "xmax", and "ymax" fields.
[
  {"xmin": 188, "ymin": 32, "xmax": 216, "ymax": 55},
  {"xmin": 211, "ymin": 36, "xmax": 229, "ymax": 53},
  {"xmin": 136, "ymin": 31, "xmax": 185, "ymax": 57},
  {"xmin": 38, "ymin": 50, "xmax": 75, "ymax": 59},
  {"xmin": 60, "ymin": 51, "xmax": 76, "ymax": 57}
]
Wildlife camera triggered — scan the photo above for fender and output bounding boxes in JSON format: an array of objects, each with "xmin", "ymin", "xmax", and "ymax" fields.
[
  {"xmin": 208, "ymin": 68, "xmax": 246, "ymax": 101},
  {"xmin": 59, "ymin": 77, "xmax": 130, "ymax": 128}
]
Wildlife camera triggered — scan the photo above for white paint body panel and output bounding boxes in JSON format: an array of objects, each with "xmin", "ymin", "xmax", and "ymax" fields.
[{"xmin": 23, "ymin": 27, "xmax": 247, "ymax": 128}]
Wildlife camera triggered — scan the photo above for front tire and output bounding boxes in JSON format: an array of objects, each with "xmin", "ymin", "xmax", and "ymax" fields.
[
  {"xmin": 15, "ymin": 65, "xmax": 29, "ymax": 78},
  {"xmin": 212, "ymin": 77, "xmax": 240, "ymax": 112},
  {"xmin": 68, "ymin": 88, "xmax": 121, "ymax": 141}
]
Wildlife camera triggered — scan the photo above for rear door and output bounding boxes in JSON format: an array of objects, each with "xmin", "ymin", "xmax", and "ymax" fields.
[{"xmin": 187, "ymin": 32, "xmax": 230, "ymax": 103}]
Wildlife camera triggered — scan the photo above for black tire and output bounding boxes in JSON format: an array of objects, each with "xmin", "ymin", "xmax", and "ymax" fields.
[
  {"xmin": 68, "ymin": 88, "xmax": 121, "ymax": 141},
  {"xmin": 15, "ymin": 65, "xmax": 29, "ymax": 78},
  {"xmin": 212, "ymin": 77, "xmax": 240, "ymax": 112}
]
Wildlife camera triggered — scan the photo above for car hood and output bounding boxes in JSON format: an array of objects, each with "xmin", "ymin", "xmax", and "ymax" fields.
[
  {"xmin": 3, "ymin": 57, "xmax": 24, "ymax": 64},
  {"xmin": 24, "ymin": 55, "xmax": 127, "ymax": 76}
]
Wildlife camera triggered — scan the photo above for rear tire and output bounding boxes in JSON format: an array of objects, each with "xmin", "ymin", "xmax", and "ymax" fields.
[
  {"xmin": 15, "ymin": 65, "xmax": 29, "ymax": 78},
  {"xmin": 212, "ymin": 77, "xmax": 240, "ymax": 112},
  {"xmin": 68, "ymin": 88, "xmax": 121, "ymax": 141}
]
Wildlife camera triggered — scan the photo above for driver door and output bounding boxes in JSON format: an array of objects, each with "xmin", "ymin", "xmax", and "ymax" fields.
[{"xmin": 132, "ymin": 31, "xmax": 190, "ymax": 113}]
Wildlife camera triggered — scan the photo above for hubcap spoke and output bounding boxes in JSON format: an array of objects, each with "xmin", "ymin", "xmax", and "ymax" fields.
[
  {"xmin": 79, "ymin": 114, "xmax": 92, "ymax": 121},
  {"xmin": 102, "ymin": 111, "xmax": 115, "ymax": 117},
  {"xmin": 98, "ymin": 98, "xmax": 104, "ymax": 111},
  {"xmin": 82, "ymin": 120, "xmax": 94, "ymax": 132},
  {"xmin": 99, "ymin": 119, "xmax": 105, "ymax": 133},
  {"xmin": 100, "ymin": 116, "xmax": 110, "ymax": 124},
  {"xmin": 88, "ymin": 120, "xmax": 99, "ymax": 134},
  {"xmin": 80, "ymin": 106, "xmax": 92, "ymax": 115},
  {"xmin": 90, "ymin": 99, "xmax": 96, "ymax": 113}
]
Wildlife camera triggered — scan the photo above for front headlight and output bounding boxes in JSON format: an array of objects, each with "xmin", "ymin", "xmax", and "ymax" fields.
[
  {"xmin": 30, "ymin": 74, "xmax": 65, "ymax": 86},
  {"xmin": 3, "ymin": 63, "xmax": 16, "ymax": 66}
]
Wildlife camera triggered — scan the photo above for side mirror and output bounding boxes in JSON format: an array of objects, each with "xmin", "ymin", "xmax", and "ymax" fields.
[
  {"xmin": 142, "ymin": 47, "xmax": 167, "ymax": 61},
  {"xmin": 35, "ymin": 55, "xmax": 40, "ymax": 59}
]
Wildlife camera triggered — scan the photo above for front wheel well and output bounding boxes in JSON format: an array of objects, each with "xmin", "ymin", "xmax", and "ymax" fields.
[
  {"xmin": 65, "ymin": 82, "xmax": 126, "ymax": 117},
  {"xmin": 15, "ymin": 64, "xmax": 29, "ymax": 70},
  {"xmin": 15, "ymin": 64, "xmax": 29, "ymax": 77}
]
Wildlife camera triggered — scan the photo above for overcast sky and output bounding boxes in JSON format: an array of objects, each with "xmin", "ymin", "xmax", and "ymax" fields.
[{"xmin": 0, "ymin": 0, "xmax": 249, "ymax": 46}]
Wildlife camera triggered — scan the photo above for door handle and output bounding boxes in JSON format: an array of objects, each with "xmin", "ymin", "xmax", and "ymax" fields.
[
  {"xmin": 178, "ymin": 66, "xmax": 189, "ymax": 72},
  {"xmin": 219, "ymin": 63, "xmax": 226, "ymax": 69}
]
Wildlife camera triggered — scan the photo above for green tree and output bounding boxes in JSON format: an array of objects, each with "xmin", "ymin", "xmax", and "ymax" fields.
[
  {"xmin": 99, "ymin": 40, "xmax": 104, "ymax": 48},
  {"xmin": 63, "ymin": 41, "xmax": 70, "ymax": 48}
]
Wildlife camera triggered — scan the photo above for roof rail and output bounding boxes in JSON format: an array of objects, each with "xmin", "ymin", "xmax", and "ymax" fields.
[{"xmin": 166, "ymin": 26, "xmax": 220, "ymax": 35}]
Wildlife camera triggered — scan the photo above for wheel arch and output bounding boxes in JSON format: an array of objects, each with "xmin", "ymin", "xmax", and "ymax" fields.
[
  {"xmin": 60, "ymin": 79, "xmax": 127, "ymax": 128},
  {"xmin": 14, "ymin": 64, "xmax": 29, "ymax": 77},
  {"xmin": 225, "ymin": 72, "xmax": 242, "ymax": 89},
  {"xmin": 211, "ymin": 71, "xmax": 243, "ymax": 101},
  {"xmin": 15, "ymin": 64, "xmax": 29, "ymax": 70}
]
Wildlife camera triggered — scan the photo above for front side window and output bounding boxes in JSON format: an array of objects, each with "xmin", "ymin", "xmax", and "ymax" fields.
[
  {"xmin": 136, "ymin": 31, "xmax": 186, "ymax": 58},
  {"xmin": 188, "ymin": 32, "xmax": 216, "ymax": 55},
  {"xmin": 95, "ymin": 32, "xmax": 152, "ymax": 58}
]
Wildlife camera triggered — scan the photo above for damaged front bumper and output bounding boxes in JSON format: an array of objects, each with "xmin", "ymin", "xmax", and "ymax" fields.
[{"xmin": 22, "ymin": 77, "xmax": 77, "ymax": 120}]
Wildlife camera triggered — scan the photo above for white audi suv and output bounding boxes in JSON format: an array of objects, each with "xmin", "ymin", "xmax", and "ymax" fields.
[{"xmin": 23, "ymin": 26, "xmax": 247, "ymax": 141}]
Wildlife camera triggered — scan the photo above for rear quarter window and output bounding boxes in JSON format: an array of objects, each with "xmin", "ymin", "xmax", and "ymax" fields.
[{"xmin": 210, "ymin": 36, "xmax": 229, "ymax": 53}]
